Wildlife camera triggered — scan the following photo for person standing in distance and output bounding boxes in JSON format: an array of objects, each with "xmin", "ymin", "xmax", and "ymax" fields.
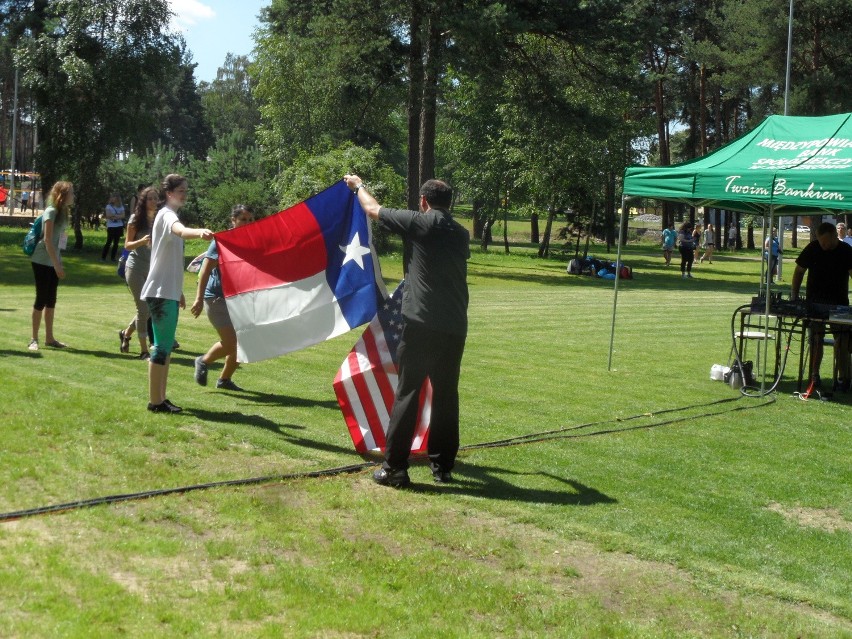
[
  {"xmin": 764, "ymin": 228, "xmax": 782, "ymax": 283},
  {"xmin": 677, "ymin": 221, "xmax": 695, "ymax": 279},
  {"xmin": 140, "ymin": 174, "xmax": 213, "ymax": 413},
  {"xmin": 101, "ymin": 193, "xmax": 126, "ymax": 262},
  {"xmin": 344, "ymin": 174, "xmax": 470, "ymax": 487},
  {"xmin": 661, "ymin": 222, "xmax": 676, "ymax": 267}
]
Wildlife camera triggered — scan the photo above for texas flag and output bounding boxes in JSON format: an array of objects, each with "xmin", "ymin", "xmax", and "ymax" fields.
[{"xmin": 215, "ymin": 181, "xmax": 387, "ymax": 363}]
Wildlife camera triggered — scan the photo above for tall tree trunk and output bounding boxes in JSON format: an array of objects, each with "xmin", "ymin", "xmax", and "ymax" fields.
[
  {"xmin": 699, "ymin": 64, "xmax": 707, "ymax": 155},
  {"xmin": 715, "ymin": 89, "xmax": 724, "ymax": 145},
  {"xmin": 606, "ymin": 170, "xmax": 616, "ymax": 246},
  {"xmin": 502, "ymin": 192, "xmax": 510, "ymax": 254},
  {"xmin": 655, "ymin": 78, "xmax": 669, "ymax": 167},
  {"xmin": 472, "ymin": 198, "xmax": 485, "ymax": 240},
  {"xmin": 735, "ymin": 212, "xmax": 741, "ymax": 249},
  {"xmin": 686, "ymin": 62, "xmax": 697, "ymax": 159},
  {"xmin": 481, "ymin": 215, "xmax": 494, "ymax": 251},
  {"xmin": 418, "ymin": 19, "xmax": 439, "ymax": 185},
  {"xmin": 713, "ymin": 209, "xmax": 721, "ymax": 245},
  {"xmin": 406, "ymin": 2, "xmax": 423, "ymax": 210},
  {"xmin": 538, "ymin": 205, "xmax": 555, "ymax": 258},
  {"xmin": 654, "ymin": 78, "xmax": 674, "ymax": 229}
]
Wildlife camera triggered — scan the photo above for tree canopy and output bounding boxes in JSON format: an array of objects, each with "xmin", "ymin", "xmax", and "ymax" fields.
[{"xmin": 3, "ymin": 0, "xmax": 852, "ymax": 247}]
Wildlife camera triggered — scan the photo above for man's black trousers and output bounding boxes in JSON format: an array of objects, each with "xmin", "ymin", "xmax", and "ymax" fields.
[{"xmin": 383, "ymin": 321, "xmax": 466, "ymax": 472}]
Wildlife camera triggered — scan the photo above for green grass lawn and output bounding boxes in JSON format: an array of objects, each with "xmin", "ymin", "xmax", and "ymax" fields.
[{"xmin": 0, "ymin": 226, "xmax": 849, "ymax": 638}]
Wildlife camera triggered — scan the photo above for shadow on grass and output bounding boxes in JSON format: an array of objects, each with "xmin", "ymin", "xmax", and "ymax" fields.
[
  {"xmin": 54, "ymin": 347, "xmax": 136, "ymax": 362},
  {"xmin": 410, "ymin": 461, "xmax": 617, "ymax": 506},
  {"xmin": 0, "ymin": 348, "xmax": 42, "ymax": 359},
  {"xmin": 225, "ymin": 389, "xmax": 341, "ymax": 410},
  {"xmin": 183, "ymin": 407, "xmax": 358, "ymax": 457},
  {"xmin": 165, "ymin": 357, "xmax": 341, "ymax": 409},
  {"xmin": 183, "ymin": 407, "xmax": 304, "ymax": 434}
]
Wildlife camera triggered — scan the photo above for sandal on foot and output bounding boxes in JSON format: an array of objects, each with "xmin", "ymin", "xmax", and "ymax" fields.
[{"xmin": 119, "ymin": 330, "xmax": 131, "ymax": 353}]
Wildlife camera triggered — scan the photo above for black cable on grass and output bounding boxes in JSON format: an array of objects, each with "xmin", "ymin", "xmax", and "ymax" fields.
[
  {"xmin": 0, "ymin": 463, "xmax": 373, "ymax": 522},
  {"xmin": 0, "ymin": 395, "xmax": 773, "ymax": 523},
  {"xmin": 460, "ymin": 396, "xmax": 766, "ymax": 451}
]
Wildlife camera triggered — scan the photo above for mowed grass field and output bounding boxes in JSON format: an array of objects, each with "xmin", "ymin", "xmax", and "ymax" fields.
[{"xmin": 0, "ymin": 225, "xmax": 849, "ymax": 638}]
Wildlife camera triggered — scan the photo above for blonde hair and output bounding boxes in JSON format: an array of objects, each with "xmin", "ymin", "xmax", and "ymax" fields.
[{"xmin": 47, "ymin": 181, "xmax": 74, "ymax": 218}]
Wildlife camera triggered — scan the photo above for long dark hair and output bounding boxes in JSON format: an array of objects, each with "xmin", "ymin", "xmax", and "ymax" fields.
[{"xmin": 131, "ymin": 186, "xmax": 159, "ymax": 235}]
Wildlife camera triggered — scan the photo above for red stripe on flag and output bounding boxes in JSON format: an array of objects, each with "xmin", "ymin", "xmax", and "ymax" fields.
[
  {"xmin": 361, "ymin": 324, "xmax": 396, "ymax": 410},
  {"xmin": 333, "ymin": 365, "xmax": 368, "ymax": 453},
  {"xmin": 346, "ymin": 350, "xmax": 387, "ymax": 450},
  {"xmin": 215, "ymin": 202, "xmax": 327, "ymax": 297},
  {"xmin": 414, "ymin": 380, "xmax": 432, "ymax": 453}
]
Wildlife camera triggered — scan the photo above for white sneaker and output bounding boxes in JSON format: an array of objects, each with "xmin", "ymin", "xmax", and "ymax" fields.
[
  {"xmin": 28, "ymin": 339, "xmax": 38, "ymax": 351},
  {"xmin": 682, "ymin": 273, "xmax": 687, "ymax": 279}
]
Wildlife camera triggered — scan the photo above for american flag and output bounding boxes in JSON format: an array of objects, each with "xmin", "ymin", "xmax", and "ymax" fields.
[{"xmin": 333, "ymin": 281, "xmax": 432, "ymax": 455}]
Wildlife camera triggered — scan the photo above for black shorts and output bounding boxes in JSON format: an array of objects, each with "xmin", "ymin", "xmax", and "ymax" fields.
[{"xmin": 32, "ymin": 262, "xmax": 59, "ymax": 310}]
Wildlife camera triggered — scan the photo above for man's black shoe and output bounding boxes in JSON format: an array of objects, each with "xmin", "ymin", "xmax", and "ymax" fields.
[
  {"xmin": 432, "ymin": 469, "xmax": 453, "ymax": 483},
  {"xmin": 432, "ymin": 470, "xmax": 453, "ymax": 483},
  {"xmin": 373, "ymin": 467, "xmax": 410, "ymax": 488}
]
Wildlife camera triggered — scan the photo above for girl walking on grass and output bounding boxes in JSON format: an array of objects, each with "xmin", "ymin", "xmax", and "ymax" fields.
[
  {"xmin": 699, "ymin": 223, "xmax": 715, "ymax": 263},
  {"xmin": 678, "ymin": 221, "xmax": 696, "ymax": 279},
  {"xmin": 118, "ymin": 186, "xmax": 159, "ymax": 360},
  {"xmin": 140, "ymin": 174, "xmax": 213, "ymax": 414},
  {"xmin": 29, "ymin": 181, "xmax": 74, "ymax": 352},
  {"xmin": 190, "ymin": 204, "xmax": 256, "ymax": 391}
]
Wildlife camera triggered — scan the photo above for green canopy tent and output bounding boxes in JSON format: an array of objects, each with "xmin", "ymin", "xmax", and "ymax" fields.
[{"xmin": 609, "ymin": 113, "xmax": 852, "ymax": 371}]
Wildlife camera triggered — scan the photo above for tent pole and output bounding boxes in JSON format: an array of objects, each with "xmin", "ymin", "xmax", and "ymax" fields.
[
  {"xmin": 607, "ymin": 194, "xmax": 628, "ymax": 371},
  {"xmin": 759, "ymin": 215, "xmax": 767, "ymax": 298},
  {"xmin": 761, "ymin": 206, "xmax": 775, "ymax": 395}
]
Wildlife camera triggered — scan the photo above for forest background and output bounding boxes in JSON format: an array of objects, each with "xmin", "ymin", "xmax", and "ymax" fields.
[{"xmin": 2, "ymin": 0, "xmax": 852, "ymax": 251}]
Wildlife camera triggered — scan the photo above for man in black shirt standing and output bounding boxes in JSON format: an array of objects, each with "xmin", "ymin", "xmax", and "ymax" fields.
[
  {"xmin": 344, "ymin": 174, "xmax": 469, "ymax": 487},
  {"xmin": 791, "ymin": 221, "xmax": 852, "ymax": 390}
]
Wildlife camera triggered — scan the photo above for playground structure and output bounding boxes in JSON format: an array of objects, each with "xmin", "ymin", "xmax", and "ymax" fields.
[{"xmin": 0, "ymin": 170, "xmax": 41, "ymax": 213}]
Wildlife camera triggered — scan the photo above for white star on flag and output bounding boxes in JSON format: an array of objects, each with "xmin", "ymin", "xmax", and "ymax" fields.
[{"xmin": 340, "ymin": 232, "xmax": 372, "ymax": 269}]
